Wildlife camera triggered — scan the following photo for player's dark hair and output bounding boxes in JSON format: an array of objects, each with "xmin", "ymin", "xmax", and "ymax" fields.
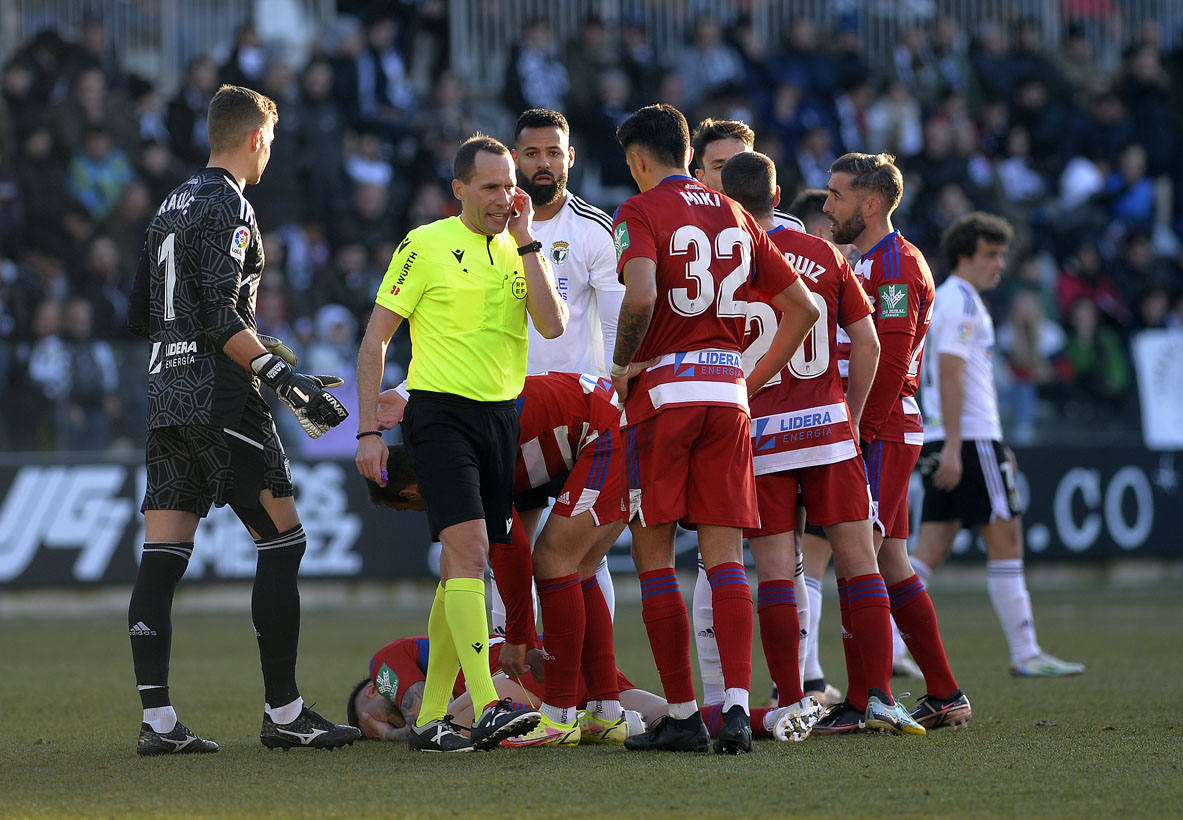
[
  {"xmin": 453, "ymin": 133, "xmax": 510, "ymax": 183},
  {"xmin": 690, "ymin": 118, "xmax": 755, "ymax": 170},
  {"xmin": 789, "ymin": 189, "xmax": 828, "ymax": 223},
  {"xmin": 720, "ymin": 150, "xmax": 776, "ymax": 218},
  {"xmin": 941, "ymin": 211, "xmax": 1014, "ymax": 271},
  {"xmin": 345, "ymin": 678, "xmax": 369, "ymax": 729},
  {"xmin": 514, "ymin": 108, "xmax": 569, "ymax": 142},
  {"xmin": 207, "ymin": 84, "xmax": 277, "ymax": 153},
  {"xmin": 365, "ymin": 443, "xmax": 419, "ymax": 507},
  {"xmin": 616, "ymin": 104, "xmax": 690, "ymax": 169},
  {"xmin": 829, "ymin": 152, "xmax": 903, "ymax": 213}
]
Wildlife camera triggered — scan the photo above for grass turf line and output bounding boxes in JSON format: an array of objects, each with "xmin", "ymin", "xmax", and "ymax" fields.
[{"xmin": 2, "ymin": 585, "xmax": 1181, "ymax": 818}]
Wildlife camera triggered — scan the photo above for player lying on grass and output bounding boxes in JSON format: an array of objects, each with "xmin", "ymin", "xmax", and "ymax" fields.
[
  {"xmin": 373, "ymin": 371, "xmax": 636, "ymax": 747},
  {"xmin": 346, "ymin": 634, "xmax": 819, "ymax": 747}
]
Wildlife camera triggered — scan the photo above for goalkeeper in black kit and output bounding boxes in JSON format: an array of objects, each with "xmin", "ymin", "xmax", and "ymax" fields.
[{"xmin": 126, "ymin": 84, "xmax": 359, "ymax": 756}]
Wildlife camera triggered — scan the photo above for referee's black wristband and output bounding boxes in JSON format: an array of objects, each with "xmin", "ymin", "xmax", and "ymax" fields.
[
  {"xmin": 517, "ymin": 240, "xmax": 543, "ymax": 256},
  {"xmin": 356, "ymin": 430, "xmax": 383, "ymax": 440}
]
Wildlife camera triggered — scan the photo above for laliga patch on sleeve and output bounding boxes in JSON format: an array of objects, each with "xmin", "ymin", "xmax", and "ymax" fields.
[
  {"xmin": 613, "ymin": 221, "xmax": 630, "ymax": 261},
  {"xmin": 956, "ymin": 321, "xmax": 973, "ymax": 341},
  {"xmin": 375, "ymin": 663, "xmax": 399, "ymax": 702},
  {"xmin": 229, "ymin": 226, "xmax": 250, "ymax": 262},
  {"xmin": 877, "ymin": 283, "xmax": 909, "ymax": 319}
]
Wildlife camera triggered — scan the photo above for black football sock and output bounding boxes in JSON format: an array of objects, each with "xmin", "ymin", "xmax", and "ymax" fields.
[
  {"xmin": 129, "ymin": 542, "xmax": 193, "ymax": 708},
  {"xmin": 252, "ymin": 525, "xmax": 306, "ymax": 710}
]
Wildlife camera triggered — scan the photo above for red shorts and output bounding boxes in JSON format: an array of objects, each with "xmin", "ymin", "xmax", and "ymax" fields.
[
  {"xmin": 550, "ymin": 429, "xmax": 627, "ymax": 525},
  {"xmin": 863, "ymin": 439, "xmax": 921, "ymax": 539},
  {"xmin": 623, "ymin": 405, "xmax": 758, "ymax": 528},
  {"xmin": 745, "ymin": 455, "xmax": 872, "ymax": 538}
]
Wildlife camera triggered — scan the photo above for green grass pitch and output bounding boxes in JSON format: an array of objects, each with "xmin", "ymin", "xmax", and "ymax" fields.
[{"xmin": 2, "ymin": 581, "xmax": 1180, "ymax": 818}]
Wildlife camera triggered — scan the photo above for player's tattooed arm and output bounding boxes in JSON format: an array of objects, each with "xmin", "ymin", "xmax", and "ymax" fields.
[
  {"xmin": 612, "ymin": 258, "xmax": 657, "ymax": 401},
  {"xmin": 400, "ymin": 680, "xmax": 425, "ymax": 727}
]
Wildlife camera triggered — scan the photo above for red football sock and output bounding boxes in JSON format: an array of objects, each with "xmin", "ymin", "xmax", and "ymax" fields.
[
  {"xmin": 489, "ymin": 512, "xmax": 537, "ymax": 646},
  {"xmin": 836, "ymin": 577, "xmax": 868, "ymax": 711},
  {"xmin": 756, "ymin": 580, "xmax": 803, "ymax": 705},
  {"xmin": 536, "ymin": 572, "xmax": 583, "ymax": 709},
  {"xmin": 846, "ymin": 573, "xmax": 894, "ymax": 703},
  {"xmin": 639, "ymin": 568, "xmax": 695, "ymax": 705},
  {"xmin": 580, "ymin": 576, "xmax": 619, "ymax": 702},
  {"xmin": 706, "ymin": 562, "xmax": 753, "ymax": 691},
  {"xmin": 749, "ymin": 707, "xmax": 773, "ymax": 738},
  {"xmin": 889, "ymin": 574, "xmax": 959, "ymax": 699}
]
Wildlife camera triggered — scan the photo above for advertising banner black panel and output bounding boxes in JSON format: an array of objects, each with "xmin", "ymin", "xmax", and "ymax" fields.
[{"xmin": 0, "ymin": 444, "xmax": 1179, "ymax": 587}]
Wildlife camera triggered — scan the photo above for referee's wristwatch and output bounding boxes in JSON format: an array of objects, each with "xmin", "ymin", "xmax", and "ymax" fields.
[{"xmin": 517, "ymin": 239, "xmax": 543, "ymax": 256}]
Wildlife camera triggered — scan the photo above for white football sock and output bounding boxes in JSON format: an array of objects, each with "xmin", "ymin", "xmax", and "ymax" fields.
[
  {"xmin": 911, "ymin": 556, "xmax": 933, "ymax": 587},
  {"xmin": 267, "ymin": 697, "xmax": 304, "ymax": 726},
  {"xmin": 541, "ymin": 702, "xmax": 575, "ymax": 725},
  {"xmin": 143, "ymin": 705, "xmax": 177, "ymax": 734},
  {"xmin": 795, "ymin": 550, "xmax": 809, "ymax": 679},
  {"xmin": 488, "ymin": 569, "xmax": 507, "ymax": 637},
  {"xmin": 691, "ymin": 562, "xmax": 724, "ymax": 705},
  {"xmin": 803, "ymin": 575, "xmax": 824, "ymax": 682},
  {"xmin": 722, "ymin": 687, "xmax": 750, "ymax": 715},
  {"xmin": 668, "ymin": 700, "xmax": 699, "ymax": 720},
  {"xmin": 595, "ymin": 556, "xmax": 616, "ymax": 620},
  {"xmin": 988, "ymin": 559, "xmax": 1041, "ymax": 663},
  {"xmin": 585, "ymin": 699, "xmax": 623, "ymax": 721}
]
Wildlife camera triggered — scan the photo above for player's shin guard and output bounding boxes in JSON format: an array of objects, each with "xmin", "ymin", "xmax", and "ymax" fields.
[
  {"xmin": 252, "ymin": 525, "xmax": 306, "ymax": 708},
  {"xmin": 444, "ymin": 577, "xmax": 499, "ymax": 713},
  {"xmin": 129, "ymin": 542, "xmax": 193, "ymax": 707},
  {"xmin": 846, "ymin": 573, "xmax": 894, "ymax": 702},
  {"xmin": 537, "ymin": 573, "xmax": 584, "ymax": 712},
  {"xmin": 706, "ymin": 562, "xmax": 753, "ymax": 698},
  {"xmin": 580, "ymin": 576, "xmax": 620, "ymax": 707},
  {"xmin": 889, "ymin": 574, "xmax": 959, "ymax": 699},
  {"xmin": 639, "ymin": 568, "xmax": 696, "ymax": 707},
  {"xmin": 692, "ymin": 562, "xmax": 724, "ymax": 705},
  {"xmin": 419, "ymin": 583, "xmax": 460, "ymax": 727},
  {"xmin": 757, "ymin": 580, "xmax": 804, "ymax": 705},
  {"xmin": 836, "ymin": 577, "xmax": 868, "ymax": 711}
]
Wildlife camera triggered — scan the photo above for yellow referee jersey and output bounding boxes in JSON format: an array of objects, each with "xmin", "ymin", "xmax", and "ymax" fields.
[{"xmin": 377, "ymin": 216, "xmax": 532, "ymax": 402}]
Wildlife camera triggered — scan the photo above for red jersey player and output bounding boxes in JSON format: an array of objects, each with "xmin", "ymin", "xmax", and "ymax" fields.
[
  {"xmin": 372, "ymin": 371, "xmax": 630, "ymax": 747},
  {"xmin": 609, "ymin": 104, "xmax": 818, "ymax": 754},
  {"xmin": 823, "ymin": 152, "xmax": 970, "ymax": 730},
  {"xmin": 721, "ymin": 150, "xmax": 925, "ymax": 736}
]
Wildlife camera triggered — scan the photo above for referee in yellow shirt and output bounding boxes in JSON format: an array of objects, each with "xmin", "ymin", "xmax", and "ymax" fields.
[{"xmin": 355, "ymin": 135, "xmax": 568, "ymax": 752}]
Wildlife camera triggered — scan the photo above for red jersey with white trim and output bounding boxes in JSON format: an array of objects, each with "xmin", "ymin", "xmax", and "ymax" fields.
[
  {"xmin": 612, "ymin": 175, "xmax": 799, "ymax": 428},
  {"xmin": 855, "ymin": 231, "xmax": 935, "ymax": 444},
  {"xmin": 743, "ymin": 226, "xmax": 873, "ymax": 473},
  {"xmin": 514, "ymin": 371, "xmax": 620, "ymax": 492}
]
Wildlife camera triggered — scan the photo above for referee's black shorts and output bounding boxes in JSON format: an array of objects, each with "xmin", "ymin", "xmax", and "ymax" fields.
[
  {"xmin": 918, "ymin": 439, "xmax": 1020, "ymax": 528},
  {"xmin": 401, "ymin": 390, "xmax": 519, "ymax": 544}
]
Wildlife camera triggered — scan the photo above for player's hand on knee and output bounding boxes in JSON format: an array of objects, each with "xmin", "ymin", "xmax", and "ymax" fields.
[
  {"xmin": 251, "ymin": 353, "xmax": 349, "ymax": 438},
  {"xmin": 377, "ymin": 388, "xmax": 408, "ymax": 430}
]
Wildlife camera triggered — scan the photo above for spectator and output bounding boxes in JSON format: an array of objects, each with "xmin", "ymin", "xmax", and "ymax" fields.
[
  {"xmin": 78, "ymin": 236, "xmax": 129, "ymax": 338},
  {"xmin": 971, "ymin": 22, "xmax": 1020, "ymax": 102},
  {"xmin": 314, "ymin": 241, "xmax": 380, "ymax": 321},
  {"xmin": 218, "ymin": 23, "xmax": 268, "ymax": 89},
  {"xmin": 21, "ymin": 297, "xmax": 68, "ymax": 448},
  {"xmin": 866, "ymin": 80, "xmax": 923, "ymax": 160},
  {"xmin": 13, "ymin": 124, "xmax": 68, "ymax": 252},
  {"xmin": 58, "ymin": 296, "xmax": 120, "ymax": 450},
  {"xmin": 1054, "ymin": 296, "xmax": 1131, "ymax": 421},
  {"xmin": 52, "ymin": 67, "xmax": 134, "ymax": 157},
  {"xmin": 1, "ymin": 61, "xmax": 42, "ymax": 142},
  {"xmin": 344, "ymin": 129, "xmax": 393, "ymax": 189},
  {"xmin": 166, "ymin": 55, "xmax": 218, "ymax": 168},
  {"xmin": 792, "ymin": 125, "xmax": 835, "ymax": 191},
  {"xmin": 301, "ymin": 303, "xmax": 364, "ymax": 457},
  {"xmin": 295, "ymin": 58, "xmax": 349, "ymax": 225},
  {"xmin": 997, "ymin": 288, "xmax": 1065, "ymax": 443},
  {"xmin": 931, "ymin": 15, "xmax": 981, "ymax": 109},
  {"xmin": 1117, "ymin": 42, "xmax": 1173, "ymax": 175},
  {"xmin": 127, "ymin": 76, "xmax": 171, "ymax": 145},
  {"xmin": 502, "ymin": 18, "xmax": 569, "ymax": 114},
  {"xmin": 892, "ymin": 26, "xmax": 942, "ymax": 109},
  {"xmin": 562, "ymin": 15, "xmax": 615, "ymax": 121},
  {"xmin": 675, "ymin": 16, "xmax": 745, "ymax": 111},
  {"xmin": 1057, "ymin": 240, "xmax": 1130, "ymax": 326},
  {"xmin": 248, "ymin": 60, "xmax": 305, "ymax": 230},
  {"xmin": 135, "ymin": 138, "xmax": 186, "ymax": 206},
  {"xmin": 1103, "ymin": 143, "xmax": 1156, "ymax": 236},
  {"xmin": 66, "ymin": 125, "xmax": 135, "ymax": 222}
]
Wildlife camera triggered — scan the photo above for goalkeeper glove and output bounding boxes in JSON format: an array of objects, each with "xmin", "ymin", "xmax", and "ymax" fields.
[
  {"xmin": 258, "ymin": 333, "xmax": 298, "ymax": 367},
  {"xmin": 250, "ymin": 351, "xmax": 349, "ymax": 439}
]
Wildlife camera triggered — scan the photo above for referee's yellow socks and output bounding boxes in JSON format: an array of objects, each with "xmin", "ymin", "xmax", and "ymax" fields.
[
  {"xmin": 445, "ymin": 576, "xmax": 500, "ymax": 713},
  {"xmin": 416, "ymin": 583, "xmax": 460, "ymax": 728}
]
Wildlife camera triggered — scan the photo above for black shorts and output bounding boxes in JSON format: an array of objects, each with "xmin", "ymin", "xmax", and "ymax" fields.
[
  {"xmin": 142, "ymin": 421, "xmax": 292, "ymax": 516},
  {"xmin": 918, "ymin": 439, "xmax": 1019, "ymax": 528},
  {"xmin": 401, "ymin": 390, "xmax": 519, "ymax": 544},
  {"xmin": 513, "ymin": 474, "xmax": 567, "ymax": 512}
]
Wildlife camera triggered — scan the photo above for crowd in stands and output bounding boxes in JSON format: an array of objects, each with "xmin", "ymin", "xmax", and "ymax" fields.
[{"xmin": 0, "ymin": 5, "xmax": 1179, "ymax": 452}]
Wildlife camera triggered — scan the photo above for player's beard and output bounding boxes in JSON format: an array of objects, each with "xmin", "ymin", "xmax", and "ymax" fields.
[
  {"xmin": 520, "ymin": 166, "xmax": 567, "ymax": 208},
  {"xmin": 830, "ymin": 210, "xmax": 866, "ymax": 246}
]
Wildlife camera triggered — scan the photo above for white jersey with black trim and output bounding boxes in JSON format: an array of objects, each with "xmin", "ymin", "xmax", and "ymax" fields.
[
  {"xmin": 773, "ymin": 209, "xmax": 806, "ymax": 232},
  {"xmin": 526, "ymin": 191, "xmax": 624, "ymax": 377},
  {"xmin": 921, "ymin": 274, "xmax": 1003, "ymax": 442}
]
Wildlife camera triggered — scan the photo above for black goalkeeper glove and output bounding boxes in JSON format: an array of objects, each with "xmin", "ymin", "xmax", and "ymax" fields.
[{"xmin": 250, "ymin": 351, "xmax": 349, "ymax": 439}]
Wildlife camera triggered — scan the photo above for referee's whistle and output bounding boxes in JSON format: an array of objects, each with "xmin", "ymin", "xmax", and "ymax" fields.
[{"xmin": 380, "ymin": 470, "xmax": 388, "ymax": 483}]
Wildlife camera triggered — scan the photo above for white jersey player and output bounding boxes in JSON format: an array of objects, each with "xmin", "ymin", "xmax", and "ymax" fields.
[{"xmin": 913, "ymin": 212, "xmax": 1084, "ymax": 678}]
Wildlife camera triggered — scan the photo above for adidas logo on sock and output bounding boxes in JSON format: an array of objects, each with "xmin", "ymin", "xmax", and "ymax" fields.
[{"xmin": 130, "ymin": 621, "xmax": 157, "ymax": 637}]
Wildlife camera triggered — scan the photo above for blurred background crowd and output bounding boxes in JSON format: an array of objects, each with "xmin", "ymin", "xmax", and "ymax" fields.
[{"xmin": 1, "ymin": 0, "xmax": 1180, "ymax": 455}]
